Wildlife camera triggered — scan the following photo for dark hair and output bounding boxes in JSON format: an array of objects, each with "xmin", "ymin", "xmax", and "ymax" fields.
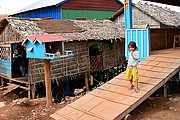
[{"xmin": 128, "ymin": 41, "xmax": 138, "ymax": 50}]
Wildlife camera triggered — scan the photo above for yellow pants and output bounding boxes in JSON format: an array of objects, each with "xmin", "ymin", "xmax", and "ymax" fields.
[{"xmin": 126, "ymin": 67, "xmax": 139, "ymax": 82}]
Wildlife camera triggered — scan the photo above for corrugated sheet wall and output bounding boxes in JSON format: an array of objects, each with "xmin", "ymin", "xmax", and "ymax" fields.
[
  {"xmin": 61, "ymin": 0, "xmax": 122, "ymax": 11},
  {"xmin": 13, "ymin": 6, "xmax": 61, "ymax": 20},
  {"xmin": 125, "ymin": 28, "xmax": 150, "ymax": 61},
  {"xmin": 62, "ymin": 9, "xmax": 115, "ymax": 20}
]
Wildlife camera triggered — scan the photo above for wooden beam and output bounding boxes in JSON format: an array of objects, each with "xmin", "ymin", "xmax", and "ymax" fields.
[
  {"xmin": 31, "ymin": 85, "xmax": 36, "ymax": 99},
  {"xmin": 0, "ymin": 77, "xmax": 3, "ymax": 86},
  {"xmin": 28, "ymin": 60, "xmax": 31, "ymax": 99},
  {"xmin": 165, "ymin": 30, "xmax": 168, "ymax": 49},
  {"xmin": 0, "ymin": 74, "xmax": 28, "ymax": 85},
  {"xmin": 164, "ymin": 83, "xmax": 168, "ymax": 98},
  {"xmin": 107, "ymin": 69, "xmax": 110, "ymax": 81},
  {"xmin": 44, "ymin": 60, "xmax": 53, "ymax": 107},
  {"xmin": 85, "ymin": 73, "xmax": 90, "ymax": 92}
]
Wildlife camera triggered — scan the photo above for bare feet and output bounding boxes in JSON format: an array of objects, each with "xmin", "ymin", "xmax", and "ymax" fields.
[
  {"xmin": 135, "ymin": 87, "xmax": 140, "ymax": 93},
  {"xmin": 129, "ymin": 85, "xmax": 134, "ymax": 90}
]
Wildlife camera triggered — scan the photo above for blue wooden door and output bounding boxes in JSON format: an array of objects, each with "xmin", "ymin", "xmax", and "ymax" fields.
[{"xmin": 125, "ymin": 28, "xmax": 150, "ymax": 61}]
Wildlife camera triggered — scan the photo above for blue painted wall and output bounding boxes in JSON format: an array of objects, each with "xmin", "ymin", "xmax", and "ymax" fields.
[
  {"xmin": 26, "ymin": 41, "xmax": 46, "ymax": 59},
  {"xmin": 0, "ymin": 59, "xmax": 12, "ymax": 77},
  {"xmin": 124, "ymin": 0, "xmax": 132, "ymax": 29},
  {"xmin": 125, "ymin": 28, "xmax": 150, "ymax": 61},
  {"xmin": 124, "ymin": 0, "xmax": 150, "ymax": 61},
  {"xmin": 14, "ymin": 6, "xmax": 61, "ymax": 20}
]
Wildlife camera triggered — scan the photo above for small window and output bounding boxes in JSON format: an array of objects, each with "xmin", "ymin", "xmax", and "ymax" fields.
[
  {"xmin": 45, "ymin": 42, "xmax": 62, "ymax": 53},
  {"xmin": 27, "ymin": 47, "xmax": 33, "ymax": 52}
]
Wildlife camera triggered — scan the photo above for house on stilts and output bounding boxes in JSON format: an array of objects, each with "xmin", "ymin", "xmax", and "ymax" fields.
[{"xmin": 0, "ymin": 17, "xmax": 125, "ymax": 98}]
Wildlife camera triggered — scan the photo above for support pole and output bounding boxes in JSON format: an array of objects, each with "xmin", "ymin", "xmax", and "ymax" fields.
[
  {"xmin": 107, "ymin": 69, "xmax": 110, "ymax": 81},
  {"xmin": 124, "ymin": 0, "xmax": 132, "ymax": 29},
  {"xmin": 85, "ymin": 73, "xmax": 90, "ymax": 92},
  {"xmin": 28, "ymin": 86, "xmax": 31, "ymax": 99},
  {"xmin": 164, "ymin": 83, "xmax": 168, "ymax": 98},
  {"xmin": 0, "ymin": 77, "xmax": 2, "ymax": 86},
  {"xmin": 44, "ymin": 60, "xmax": 52, "ymax": 107},
  {"xmin": 165, "ymin": 30, "xmax": 168, "ymax": 49},
  {"xmin": 31, "ymin": 85, "xmax": 36, "ymax": 99},
  {"xmin": 28, "ymin": 61, "xmax": 31, "ymax": 99}
]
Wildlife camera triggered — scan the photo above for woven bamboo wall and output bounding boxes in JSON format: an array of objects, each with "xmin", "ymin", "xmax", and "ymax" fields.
[
  {"xmin": 29, "ymin": 41, "xmax": 90, "ymax": 84},
  {"xmin": 115, "ymin": 6, "xmax": 160, "ymax": 28},
  {"xmin": 0, "ymin": 24, "xmax": 21, "ymax": 43},
  {"xmin": 102, "ymin": 40, "xmax": 125, "ymax": 70}
]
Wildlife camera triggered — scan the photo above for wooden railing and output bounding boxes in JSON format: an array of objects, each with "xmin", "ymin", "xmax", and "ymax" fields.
[{"xmin": 90, "ymin": 55, "xmax": 103, "ymax": 72}]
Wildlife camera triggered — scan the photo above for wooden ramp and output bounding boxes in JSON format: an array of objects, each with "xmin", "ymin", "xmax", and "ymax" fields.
[{"xmin": 51, "ymin": 48, "xmax": 180, "ymax": 120}]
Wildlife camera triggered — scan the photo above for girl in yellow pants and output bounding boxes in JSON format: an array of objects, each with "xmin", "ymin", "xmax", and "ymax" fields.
[{"xmin": 126, "ymin": 42, "xmax": 140, "ymax": 93}]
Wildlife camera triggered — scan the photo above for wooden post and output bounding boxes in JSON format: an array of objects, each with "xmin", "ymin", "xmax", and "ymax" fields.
[
  {"xmin": 164, "ymin": 83, "xmax": 168, "ymax": 98},
  {"xmin": 0, "ymin": 78, "xmax": 3, "ymax": 86},
  {"xmin": 28, "ymin": 86, "xmax": 31, "ymax": 99},
  {"xmin": 165, "ymin": 30, "xmax": 168, "ymax": 49},
  {"xmin": 44, "ymin": 60, "xmax": 53, "ymax": 107},
  {"xmin": 28, "ymin": 60, "xmax": 31, "ymax": 99},
  {"xmin": 31, "ymin": 85, "xmax": 36, "ymax": 99},
  {"xmin": 106, "ymin": 69, "xmax": 110, "ymax": 81},
  {"xmin": 85, "ymin": 73, "xmax": 90, "ymax": 92}
]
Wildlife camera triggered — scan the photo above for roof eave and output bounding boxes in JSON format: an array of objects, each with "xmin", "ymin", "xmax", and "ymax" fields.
[
  {"xmin": 56, "ymin": 0, "xmax": 68, "ymax": 7},
  {"xmin": 117, "ymin": 0, "xmax": 124, "ymax": 6}
]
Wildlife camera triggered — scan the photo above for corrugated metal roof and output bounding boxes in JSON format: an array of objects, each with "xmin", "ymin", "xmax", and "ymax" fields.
[
  {"xmin": 14, "ymin": 6, "xmax": 61, "ymax": 20},
  {"xmin": 24, "ymin": 34, "xmax": 65, "ymax": 44},
  {"xmin": 12, "ymin": 0, "xmax": 67, "ymax": 15}
]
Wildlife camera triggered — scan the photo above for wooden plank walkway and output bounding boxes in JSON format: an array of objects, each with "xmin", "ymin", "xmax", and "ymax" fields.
[{"xmin": 51, "ymin": 48, "xmax": 180, "ymax": 120}]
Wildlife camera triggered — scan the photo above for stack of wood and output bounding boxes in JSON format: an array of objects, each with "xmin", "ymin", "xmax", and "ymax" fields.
[
  {"xmin": 64, "ymin": 86, "xmax": 87, "ymax": 104},
  {"xmin": 74, "ymin": 86, "xmax": 87, "ymax": 97}
]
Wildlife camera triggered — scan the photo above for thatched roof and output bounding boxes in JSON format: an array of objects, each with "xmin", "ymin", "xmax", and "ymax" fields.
[
  {"xmin": 58, "ymin": 20, "xmax": 124, "ymax": 42},
  {"xmin": 110, "ymin": 2, "xmax": 180, "ymax": 28},
  {"xmin": 135, "ymin": 2, "xmax": 180, "ymax": 28},
  {"xmin": 0, "ymin": 17, "xmax": 124, "ymax": 42},
  {"xmin": 7, "ymin": 18, "xmax": 45, "ymax": 35}
]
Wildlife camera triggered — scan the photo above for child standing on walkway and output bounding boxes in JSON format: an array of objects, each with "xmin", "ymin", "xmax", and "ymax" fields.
[{"xmin": 126, "ymin": 41, "xmax": 140, "ymax": 93}]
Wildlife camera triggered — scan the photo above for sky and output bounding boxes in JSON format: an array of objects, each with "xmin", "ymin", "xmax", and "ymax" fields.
[{"xmin": 0, "ymin": 0, "xmax": 180, "ymax": 15}]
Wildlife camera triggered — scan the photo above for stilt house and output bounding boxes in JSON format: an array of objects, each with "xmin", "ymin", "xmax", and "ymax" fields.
[{"xmin": 0, "ymin": 17, "xmax": 125, "ymax": 98}]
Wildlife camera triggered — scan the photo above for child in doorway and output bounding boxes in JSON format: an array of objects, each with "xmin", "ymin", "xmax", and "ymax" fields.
[{"xmin": 126, "ymin": 41, "xmax": 140, "ymax": 93}]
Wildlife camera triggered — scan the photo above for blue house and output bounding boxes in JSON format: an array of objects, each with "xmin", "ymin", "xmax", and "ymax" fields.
[
  {"xmin": 11, "ymin": 0, "xmax": 123, "ymax": 20},
  {"xmin": 23, "ymin": 34, "xmax": 73, "ymax": 60}
]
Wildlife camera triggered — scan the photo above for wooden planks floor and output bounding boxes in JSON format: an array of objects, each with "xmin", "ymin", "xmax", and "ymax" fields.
[{"xmin": 51, "ymin": 48, "xmax": 180, "ymax": 120}]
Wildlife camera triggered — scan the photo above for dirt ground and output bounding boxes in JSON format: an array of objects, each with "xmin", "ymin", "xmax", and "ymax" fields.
[
  {"xmin": 0, "ymin": 92, "xmax": 66, "ymax": 120},
  {"xmin": 0, "ymin": 91, "xmax": 180, "ymax": 120},
  {"xmin": 131, "ymin": 94, "xmax": 180, "ymax": 120}
]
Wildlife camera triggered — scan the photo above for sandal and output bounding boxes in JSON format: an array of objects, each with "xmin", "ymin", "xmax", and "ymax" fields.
[
  {"xmin": 135, "ymin": 87, "xmax": 140, "ymax": 93},
  {"xmin": 129, "ymin": 85, "xmax": 134, "ymax": 90}
]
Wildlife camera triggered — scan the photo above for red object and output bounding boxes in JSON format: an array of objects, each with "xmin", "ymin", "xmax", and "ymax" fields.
[
  {"xmin": 24, "ymin": 34, "xmax": 65, "ymax": 44},
  {"xmin": 61, "ymin": 0, "xmax": 123, "ymax": 11}
]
